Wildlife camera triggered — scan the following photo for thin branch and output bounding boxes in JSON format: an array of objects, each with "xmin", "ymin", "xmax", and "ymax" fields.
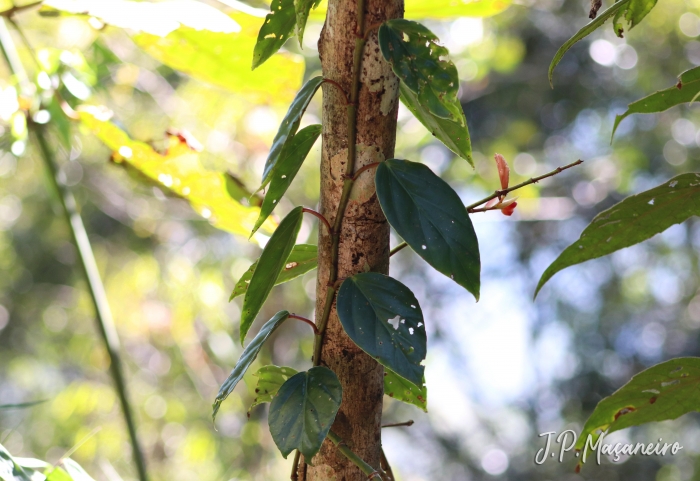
[
  {"xmin": 327, "ymin": 430, "xmax": 383, "ymax": 480},
  {"xmin": 0, "ymin": 1, "xmax": 42, "ymax": 18},
  {"xmin": 59, "ymin": 427, "xmax": 102, "ymax": 462},
  {"xmin": 322, "ymin": 78, "xmax": 351, "ymax": 105},
  {"xmin": 465, "ymin": 159, "xmax": 583, "ymax": 211},
  {"xmin": 352, "ymin": 162, "xmax": 381, "ymax": 181},
  {"xmin": 290, "ymin": 450, "xmax": 301, "ymax": 481},
  {"xmin": 0, "ymin": 18, "xmax": 150, "ymax": 481},
  {"xmin": 389, "ymin": 159, "xmax": 584, "ymax": 256},
  {"xmin": 363, "ymin": 21, "xmax": 383, "ymax": 40},
  {"xmin": 289, "ymin": 314, "xmax": 319, "ymax": 335},
  {"xmin": 302, "ymin": 207, "xmax": 332, "ymax": 234},
  {"xmin": 381, "ymin": 420, "xmax": 414, "ymax": 428},
  {"xmin": 380, "ymin": 449, "xmax": 395, "ymax": 481}
]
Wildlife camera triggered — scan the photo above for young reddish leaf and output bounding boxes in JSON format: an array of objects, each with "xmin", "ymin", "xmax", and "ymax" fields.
[{"xmin": 494, "ymin": 153, "xmax": 509, "ymax": 191}]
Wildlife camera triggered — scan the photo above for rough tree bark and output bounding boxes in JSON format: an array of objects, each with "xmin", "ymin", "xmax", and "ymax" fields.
[{"xmin": 301, "ymin": 0, "xmax": 404, "ymax": 479}]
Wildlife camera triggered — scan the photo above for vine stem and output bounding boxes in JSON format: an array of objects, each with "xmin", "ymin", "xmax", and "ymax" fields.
[
  {"xmin": 0, "ymin": 18, "xmax": 150, "ymax": 481},
  {"xmin": 389, "ymin": 159, "xmax": 584, "ymax": 256},
  {"xmin": 327, "ymin": 430, "xmax": 384, "ymax": 480},
  {"xmin": 312, "ymin": 0, "xmax": 367, "ymax": 367},
  {"xmin": 289, "ymin": 314, "xmax": 319, "ymax": 335},
  {"xmin": 302, "ymin": 207, "xmax": 332, "ymax": 233}
]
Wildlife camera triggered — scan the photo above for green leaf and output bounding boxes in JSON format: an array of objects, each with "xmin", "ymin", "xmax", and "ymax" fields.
[
  {"xmin": 535, "ymin": 173, "xmax": 700, "ymax": 297},
  {"xmin": 78, "ymin": 107, "xmax": 272, "ymax": 237},
  {"xmin": 295, "ymin": 0, "xmax": 322, "ymax": 46},
  {"xmin": 0, "ymin": 444, "xmax": 31, "ymax": 481},
  {"xmin": 612, "ymin": 67, "xmax": 700, "ymax": 139},
  {"xmin": 213, "ymin": 311, "xmax": 290, "ymax": 420},
  {"xmin": 622, "ymin": 0, "xmax": 658, "ymax": 33},
  {"xmin": 376, "ymin": 159, "xmax": 480, "ymax": 299},
  {"xmin": 45, "ymin": 468, "xmax": 72, "ymax": 481},
  {"xmin": 384, "ymin": 369, "xmax": 427, "ymax": 412},
  {"xmin": 548, "ymin": 0, "xmax": 629, "ymax": 86},
  {"xmin": 249, "ymin": 365, "xmax": 298, "ymax": 413},
  {"xmin": 252, "ymin": 124, "xmax": 321, "ymax": 235},
  {"xmin": 261, "ymin": 76, "xmax": 324, "ymax": 190},
  {"xmin": 62, "ymin": 459, "xmax": 95, "ymax": 481},
  {"xmin": 240, "ymin": 207, "xmax": 303, "ymax": 343},
  {"xmin": 575, "ymin": 358, "xmax": 700, "ymax": 453},
  {"xmin": 337, "ymin": 272, "xmax": 426, "ymax": 388},
  {"xmin": 41, "ymin": 2, "xmax": 304, "ymax": 104},
  {"xmin": 253, "ymin": 0, "xmax": 296, "ymax": 70},
  {"xmin": 379, "ymin": 19, "xmax": 464, "ymax": 126},
  {"xmin": 268, "ymin": 366, "xmax": 342, "ymax": 460},
  {"xmin": 399, "ymin": 82, "xmax": 472, "ymax": 165},
  {"xmin": 230, "ymin": 244, "xmax": 317, "ymax": 300}
]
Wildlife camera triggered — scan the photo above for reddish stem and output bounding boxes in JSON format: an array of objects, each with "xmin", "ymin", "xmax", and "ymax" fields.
[
  {"xmin": 302, "ymin": 207, "xmax": 332, "ymax": 233},
  {"xmin": 352, "ymin": 162, "xmax": 381, "ymax": 181},
  {"xmin": 289, "ymin": 314, "xmax": 319, "ymax": 335},
  {"xmin": 322, "ymin": 78, "xmax": 352, "ymax": 106}
]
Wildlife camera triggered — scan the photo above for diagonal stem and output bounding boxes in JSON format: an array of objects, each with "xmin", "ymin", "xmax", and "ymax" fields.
[
  {"xmin": 327, "ymin": 430, "xmax": 383, "ymax": 480},
  {"xmin": 0, "ymin": 17, "xmax": 149, "ymax": 481}
]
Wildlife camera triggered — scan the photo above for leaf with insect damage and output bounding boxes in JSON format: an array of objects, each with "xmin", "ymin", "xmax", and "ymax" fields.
[
  {"xmin": 253, "ymin": 0, "xmax": 296, "ymax": 69},
  {"xmin": 248, "ymin": 365, "xmax": 298, "ymax": 413},
  {"xmin": 385, "ymin": 369, "xmax": 427, "ymax": 412}
]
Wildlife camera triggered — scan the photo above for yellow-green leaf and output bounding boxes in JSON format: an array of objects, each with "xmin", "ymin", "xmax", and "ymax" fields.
[
  {"xmin": 78, "ymin": 106, "xmax": 270, "ymax": 237},
  {"xmin": 385, "ymin": 369, "xmax": 427, "ymax": 412},
  {"xmin": 248, "ymin": 365, "xmax": 298, "ymax": 413}
]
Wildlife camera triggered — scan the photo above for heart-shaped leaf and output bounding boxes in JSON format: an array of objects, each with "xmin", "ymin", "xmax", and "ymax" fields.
[
  {"xmin": 268, "ymin": 366, "xmax": 342, "ymax": 460},
  {"xmin": 213, "ymin": 310, "xmax": 290, "ymax": 420},
  {"xmin": 253, "ymin": 0, "xmax": 296, "ymax": 70},
  {"xmin": 379, "ymin": 19, "xmax": 464, "ymax": 126},
  {"xmin": 399, "ymin": 82, "xmax": 471, "ymax": 165},
  {"xmin": 535, "ymin": 173, "xmax": 700, "ymax": 298},
  {"xmin": 240, "ymin": 207, "xmax": 303, "ymax": 343},
  {"xmin": 295, "ymin": 0, "xmax": 322, "ymax": 46},
  {"xmin": 249, "ymin": 365, "xmax": 298, "ymax": 413},
  {"xmin": 612, "ymin": 67, "xmax": 700, "ymax": 139},
  {"xmin": 574, "ymin": 358, "xmax": 700, "ymax": 469},
  {"xmin": 252, "ymin": 124, "xmax": 321, "ymax": 235},
  {"xmin": 230, "ymin": 244, "xmax": 318, "ymax": 300},
  {"xmin": 384, "ymin": 369, "xmax": 427, "ymax": 412},
  {"xmin": 337, "ymin": 272, "xmax": 426, "ymax": 388},
  {"xmin": 376, "ymin": 159, "xmax": 480, "ymax": 299},
  {"xmin": 261, "ymin": 76, "xmax": 324, "ymax": 190},
  {"xmin": 548, "ymin": 0, "xmax": 629, "ymax": 86}
]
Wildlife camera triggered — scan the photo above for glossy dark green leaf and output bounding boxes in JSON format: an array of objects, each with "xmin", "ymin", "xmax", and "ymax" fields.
[
  {"xmin": 384, "ymin": 369, "xmax": 427, "ymax": 412},
  {"xmin": 240, "ymin": 207, "xmax": 303, "ymax": 343},
  {"xmin": 252, "ymin": 124, "xmax": 321, "ymax": 235},
  {"xmin": 535, "ymin": 174, "xmax": 700, "ymax": 297},
  {"xmin": 379, "ymin": 19, "xmax": 464, "ymax": 126},
  {"xmin": 399, "ymin": 82, "xmax": 472, "ymax": 165},
  {"xmin": 260, "ymin": 76, "xmax": 324, "ymax": 190},
  {"xmin": 612, "ymin": 67, "xmax": 700, "ymax": 139},
  {"xmin": 268, "ymin": 366, "xmax": 342, "ymax": 460},
  {"xmin": 574, "ymin": 358, "xmax": 700, "ymax": 456},
  {"xmin": 253, "ymin": 0, "xmax": 296, "ymax": 70},
  {"xmin": 249, "ymin": 365, "xmax": 298, "ymax": 413},
  {"xmin": 376, "ymin": 159, "xmax": 480, "ymax": 299},
  {"xmin": 230, "ymin": 244, "xmax": 318, "ymax": 300},
  {"xmin": 213, "ymin": 311, "xmax": 290, "ymax": 420},
  {"xmin": 295, "ymin": 0, "xmax": 322, "ymax": 46},
  {"xmin": 337, "ymin": 273, "xmax": 426, "ymax": 388},
  {"xmin": 548, "ymin": 0, "xmax": 629, "ymax": 86}
]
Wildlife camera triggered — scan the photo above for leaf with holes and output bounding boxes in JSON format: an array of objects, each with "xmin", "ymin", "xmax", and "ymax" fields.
[
  {"xmin": 574, "ymin": 358, "xmax": 700, "ymax": 461},
  {"xmin": 548, "ymin": 0, "xmax": 629, "ymax": 86},
  {"xmin": 295, "ymin": 0, "xmax": 322, "ymax": 46},
  {"xmin": 249, "ymin": 365, "xmax": 298, "ymax": 413},
  {"xmin": 535, "ymin": 174, "xmax": 700, "ymax": 297},
  {"xmin": 385, "ymin": 369, "xmax": 427, "ymax": 412},
  {"xmin": 213, "ymin": 311, "xmax": 290, "ymax": 420},
  {"xmin": 252, "ymin": 124, "xmax": 321, "ymax": 235},
  {"xmin": 78, "ymin": 106, "xmax": 273, "ymax": 237},
  {"xmin": 230, "ymin": 244, "xmax": 317, "ymax": 300},
  {"xmin": 268, "ymin": 366, "xmax": 342, "ymax": 460},
  {"xmin": 399, "ymin": 82, "xmax": 471, "ymax": 165},
  {"xmin": 253, "ymin": 0, "xmax": 296, "ymax": 69},
  {"xmin": 379, "ymin": 19, "xmax": 464, "ymax": 126},
  {"xmin": 612, "ymin": 67, "xmax": 700, "ymax": 139},
  {"xmin": 337, "ymin": 273, "xmax": 426, "ymax": 388},
  {"xmin": 376, "ymin": 159, "xmax": 480, "ymax": 299},
  {"xmin": 240, "ymin": 207, "xmax": 303, "ymax": 343},
  {"xmin": 260, "ymin": 76, "xmax": 324, "ymax": 190}
]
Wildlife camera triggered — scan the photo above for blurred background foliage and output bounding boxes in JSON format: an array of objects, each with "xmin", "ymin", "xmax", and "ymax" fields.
[{"xmin": 1, "ymin": 0, "xmax": 700, "ymax": 480}]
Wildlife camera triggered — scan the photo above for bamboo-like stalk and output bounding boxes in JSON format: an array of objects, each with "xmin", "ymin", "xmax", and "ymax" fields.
[{"xmin": 0, "ymin": 18, "xmax": 149, "ymax": 481}]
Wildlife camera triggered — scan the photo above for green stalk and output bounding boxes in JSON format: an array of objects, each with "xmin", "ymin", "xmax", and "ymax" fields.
[
  {"xmin": 327, "ymin": 430, "xmax": 383, "ymax": 480},
  {"xmin": 0, "ymin": 18, "xmax": 149, "ymax": 481}
]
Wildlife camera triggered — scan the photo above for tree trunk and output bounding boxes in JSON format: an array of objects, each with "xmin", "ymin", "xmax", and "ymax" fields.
[{"xmin": 302, "ymin": 1, "xmax": 404, "ymax": 479}]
